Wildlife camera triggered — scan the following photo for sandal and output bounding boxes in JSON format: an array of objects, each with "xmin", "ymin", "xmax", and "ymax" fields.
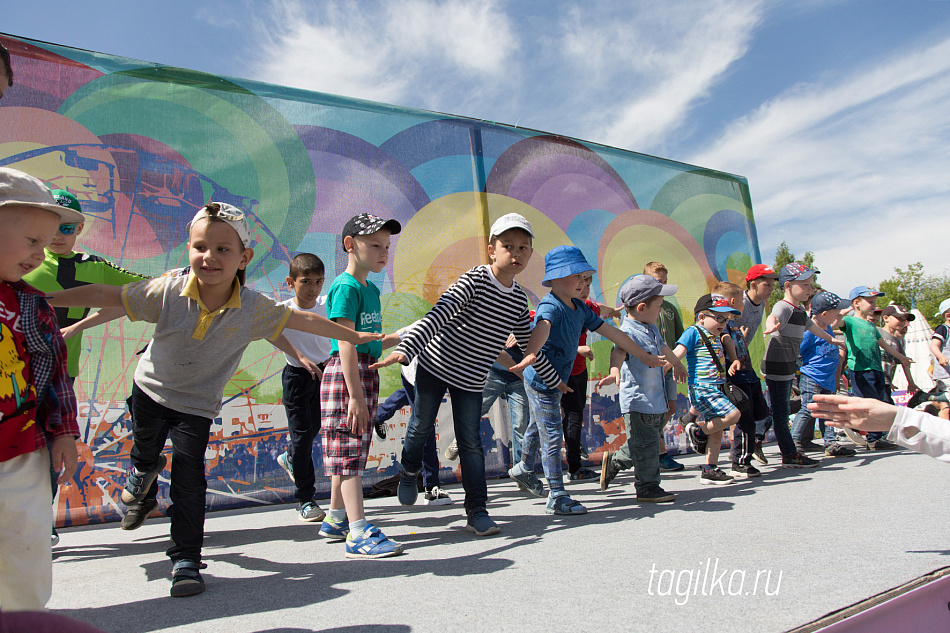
[
  {"xmin": 170, "ymin": 560, "xmax": 205, "ymax": 597},
  {"xmin": 545, "ymin": 495, "xmax": 587, "ymax": 515}
]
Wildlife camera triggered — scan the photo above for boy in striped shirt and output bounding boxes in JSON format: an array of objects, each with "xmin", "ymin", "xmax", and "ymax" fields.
[{"xmin": 373, "ymin": 213, "xmax": 558, "ymax": 536}]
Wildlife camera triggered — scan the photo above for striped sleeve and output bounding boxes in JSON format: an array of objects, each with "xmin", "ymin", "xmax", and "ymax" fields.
[{"xmin": 394, "ymin": 271, "xmax": 478, "ymax": 363}]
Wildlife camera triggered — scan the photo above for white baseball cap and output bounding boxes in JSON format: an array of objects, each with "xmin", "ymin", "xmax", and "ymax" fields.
[
  {"xmin": 0, "ymin": 167, "xmax": 85, "ymax": 224},
  {"xmin": 186, "ymin": 202, "xmax": 252, "ymax": 247},
  {"xmin": 489, "ymin": 213, "xmax": 534, "ymax": 239}
]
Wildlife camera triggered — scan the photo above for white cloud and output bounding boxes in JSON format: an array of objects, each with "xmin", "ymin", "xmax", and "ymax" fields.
[
  {"xmin": 248, "ymin": 0, "xmax": 517, "ymax": 106},
  {"xmin": 691, "ymin": 36, "xmax": 950, "ymax": 290}
]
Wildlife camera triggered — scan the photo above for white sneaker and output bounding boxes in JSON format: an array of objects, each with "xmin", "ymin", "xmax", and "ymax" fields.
[
  {"xmin": 444, "ymin": 440, "xmax": 459, "ymax": 461},
  {"xmin": 424, "ymin": 486, "xmax": 453, "ymax": 506},
  {"xmin": 277, "ymin": 451, "xmax": 295, "ymax": 482}
]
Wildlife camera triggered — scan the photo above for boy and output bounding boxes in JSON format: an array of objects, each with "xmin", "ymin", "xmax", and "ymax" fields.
[
  {"xmin": 761, "ymin": 264, "xmax": 846, "ymax": 467},
  {"xmin": 841, "ymin": 286, "xmax": 913, "ymax": 451},
  {"xmin": 916, "ymin": 298, "xmax": 950, "ymax": 407},
  {"xmin": 878, "ymin": 304, "xmax": 920, "ymax": 401},
  {"xmin": 711, "ymin": 281, "xmax": 762, "ymax": 478},
  {"xmin": 374, "ymin": 213, "xmax": 556, "ymax": 536},
  {"xmin": 597, "ymin": 274, "xmax": 679, "ymax": 501},
  {"xmin": 736, "ymin": 264, "xmax": 778, "ymax": 464},
  {"xmin": 48, "ymin": 202, "xmax": 379, "ymax": 594},
  {"xmin": 512, "ymin": 246, "xmax": 678, "ymax": 514},
  {"xmin": 0, "ymin": 167, "xmax": 82, "ymax": 610},
  {"xmin": 790, "ymin": 291, "xmax": 855, "ymax": 457},
  {"xmin": 674, "ymin": 294, "xmax": 742, "ymax": 484},
  {"xmin": 275, "ymin": 253, "xmax": 332, "ymax": 523},
  {"xmin": 643, "ymin": 262, "xmax": 685, "ymax": 471},
  {"xmin": 317, "ymin": 213, "xmax": 404, "ymax": 559}
]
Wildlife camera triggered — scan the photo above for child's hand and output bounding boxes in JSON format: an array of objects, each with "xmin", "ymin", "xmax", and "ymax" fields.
[
  {"xmin": 831, "ymin": 339, "xmax": 847, "ymax": 350},
  {"xmin": 672, "ymin": 362, "xmax": 687, "ymax": 384},
  {"xmin": 509, "ymin": 353, "xmax": 536, "ymax": 374},
  {"xmin": 643, "ymin": 354, "xmax": 666, "ymax": 368},
  {"xmin": 354, "ymin": 331, "xmax": 384, "ymax": 345},
  {"xmin": 49, "ymin": 436, "xmax": 79, "ymax": 483},
  {"xmin": 298, "ymin": 356, "xmax": 322, "ymax": 380},
  {"xmin": 506, "ymin": 332, "xmax": 518, "ymax": 348},
  {"xmin": 596, "ymin": 369, "xmax": 620, "ymax": 389},
  {"xmin": 763, "ymin": 321, "xmax": 779, "ymax": 337},
  {"xmin": 60, "ymin": 323, "xmax": 80, "ymax": 340},
  {"xmin": 369, "ymin": 352, "xmax": 408, "ymax": 370},
  {"xmin": 898, "ymin": 354, "xmax": 913, "ymax": 366},
  {"xmin": 577, "ymin": 346, "xmax": 594, "ymax": 361},
  {"xmin": 728, "ymin": 359, "xmax": 741, "ymax": 376},
  {"xmin": 347, "ymin": 397, "xmax": 370, "ymax": 435},
  {"xmin": 556, "ymin": 381, "xmax": 574, "ymax": 395}
]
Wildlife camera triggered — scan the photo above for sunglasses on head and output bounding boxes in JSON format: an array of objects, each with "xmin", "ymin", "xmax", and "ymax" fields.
[
  {"xmin": 58, "ymin": 223, "xmax": 80, "ymax": 235},
  {"xmin": 701, "ymin": 313, "xmax": 729, "ymax": 324}
]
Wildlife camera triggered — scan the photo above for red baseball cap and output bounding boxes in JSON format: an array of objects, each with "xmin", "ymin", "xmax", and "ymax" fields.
[{"xmin": 746, "ymin": 264, "xmax": 779, "ymax": 282}]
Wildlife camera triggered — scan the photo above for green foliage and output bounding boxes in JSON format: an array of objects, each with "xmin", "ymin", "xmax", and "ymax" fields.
[
  {"xmin": 879, "ymin": 262, "xmax": 950, "ymax": 328},
  {"xmin": 768, "ymin": 242, "xmax": 818, "ymax": 309}
]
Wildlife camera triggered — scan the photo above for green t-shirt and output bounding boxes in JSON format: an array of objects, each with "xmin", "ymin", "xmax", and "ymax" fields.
[
  {"xmin": 22, "ymin": 250, "xmax": 148, "ymax": 377},
  {"xmin": 327, "ymin": 272, "xmax": 382, "ymax": 358},
  {"xmin": 842, "ymin": 315, "xmax": 883, "ymax": 373}
]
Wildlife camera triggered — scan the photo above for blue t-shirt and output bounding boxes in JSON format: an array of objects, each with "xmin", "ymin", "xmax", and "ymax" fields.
[
  {"xmin": 327, "ymin": 272, "xmax": 382, "ymax": 358},
  {"xmin": 800, "ymin": 326, "xmax": 840, "ymax": 392},
  {"xmin": 618, "ymin": 317, "xmax": 675, "ymax": 415},
  {"xmin": 525, "ymin": 293, "xmax": 604, "ymax": 392},
  {"xmin": 676, "ymin": 325, "xmax": 726, "ymax": 386}
]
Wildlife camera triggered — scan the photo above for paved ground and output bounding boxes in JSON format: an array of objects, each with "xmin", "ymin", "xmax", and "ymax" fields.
[{"xmin": 49, "ymin": 442, "xmax": 950, "ymax": 633}]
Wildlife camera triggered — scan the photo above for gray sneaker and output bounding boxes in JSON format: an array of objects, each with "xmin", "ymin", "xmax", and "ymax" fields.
[
  {"xmin": 298, "ymin": 500, "xmax": 326, "ymax": 523},
  {"xmin": 508, "ymin": 465, "xmax": 545, "ymax": 497},
  {"xmin": 825, "ymin": 443, "xmax": 857, "ymax": 457},
  {"xmin": 121, "ymin": 498, "xmax": 159, "ymax": 530},
  {"xmin": 700, "ymin": 467, "xmax": 735, "ymax": 485},
  {"xmin": 444, "ymin": 439, "xmax": 459, "ymax": 461}
]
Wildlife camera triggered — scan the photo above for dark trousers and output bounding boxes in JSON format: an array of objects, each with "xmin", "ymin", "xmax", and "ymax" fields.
[
  {"xmin": 127, "ymin": 383, "xmax": 211, "ymax": 563},
  {"xmin": 561, "ymin": 370, "xmax": 588, "ymax": 473},
  {"xmin": 848, "ymin": 369, "xmax": 891, "ymax": 442},
  {"xmin": 375, "ymin": 378, "xmax": 441, "ymax": 489},
  {"xmin": 730, "ymin": 380, "xmax": 768, "ymax": 466},
  {"xmin": 282, "ymin": 364, "xmax": 323, "ymax": 503}
]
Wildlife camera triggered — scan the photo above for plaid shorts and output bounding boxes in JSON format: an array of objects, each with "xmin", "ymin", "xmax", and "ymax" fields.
[
  {"xmin": 320, "ymin": 353, "xmax": 379, "ymax": 476},
  {"xmin": 689, "ymin": 384, "xmax": 737, "ymax": 420}
]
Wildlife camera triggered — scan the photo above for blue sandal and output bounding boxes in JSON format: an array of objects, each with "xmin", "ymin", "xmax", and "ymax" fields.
[{"xmin": 545, "ymin": 495, "xmax": 587, "ymax": 515}]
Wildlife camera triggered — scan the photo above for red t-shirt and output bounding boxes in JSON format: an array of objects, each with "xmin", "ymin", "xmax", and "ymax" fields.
[
  {"xmin": 0, "ymin": 282, "xmax": 39, "ymax": 462},
  {"xmin": 570, "ymin": 300, "xmax": 601, "ymax": 376}
]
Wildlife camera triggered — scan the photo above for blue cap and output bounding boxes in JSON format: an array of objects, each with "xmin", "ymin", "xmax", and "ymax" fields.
[
  {"xmin": 848, "ymin": 286, "xmax": 884, "ymax": 301},
  {"xmin": 778, "ymin": 262, "xmax": 819, "ymax": 288},
  {"xmin": 541, "ymin": 245, "xmax": 595, "ymax": 287},
  {"xmin": 810, "ymin": 291, "xmax": 850, "ymax": 315}
]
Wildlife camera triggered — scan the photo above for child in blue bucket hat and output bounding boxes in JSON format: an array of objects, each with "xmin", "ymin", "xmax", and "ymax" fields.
[{"xmin": 511, "ymin": 246, "xmax": 684, "ymax": 515}]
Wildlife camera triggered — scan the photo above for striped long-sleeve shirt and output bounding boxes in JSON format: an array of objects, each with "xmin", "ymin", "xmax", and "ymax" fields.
[{"xmin": 395, "ymin": 265, "xmax": 560, "ymax": 392}]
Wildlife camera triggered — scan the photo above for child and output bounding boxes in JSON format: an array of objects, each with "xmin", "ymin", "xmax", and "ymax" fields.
[
  {"xmin": 22, "ymin": 189, "xmax": 148, "ymax": 541},
  {"xmin": 47, "ymin": 202, "xmax": 379, "ymax": 595},
  {"xmin": 643, "ymin": 261, "xmax": 685, "ymax": 471},
  {"xmin": 878, "ymin": 304, "xmax": 919, "ymax": 402},
  {"xmin": 597, "ymin": 274, "xmax": 681, "ymax": 501},
  {"xmin": 761, "ymin": 264, "xmax": 846, "ymax": 467},
  {"xmin": 917, "ymin": 298, "xmax": 950, "ymax": 407},
  {"xmin": 513, "ymin": 246, "xmax": 675, "ymax": 514},
  {"xmin": 274, "ymin": 253, "xmax": 332, "ymax": 523},
  {"xmin": 674, "ymin": 294, "xmax": 742, "ymax": 484},
  {"xmin": 711, "ymin": 281, "xmax": 763, "ymax": 478},
  {"xmin": 0, "ymin": 167, "xmax": 82, "ymax": 610},
  {"xmin": 790, "ymin": 291, "xmax": 855, "ymax": 456},
  {"xmin": 841, "ymin": 286, "xmax": 913, "ymax": 451},
  {"xmin": 316, "ymin": 213, "xmax": 404, "ymax": 559},
  {"xmin": 735, "ymin": 264, "xmax": 778, "ymax": 464},
  {"xmin": 374, "ymin": 213, "xmax": 556, "ymax": 536}
]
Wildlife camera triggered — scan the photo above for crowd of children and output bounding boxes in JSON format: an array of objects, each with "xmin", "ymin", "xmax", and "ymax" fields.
[{"xmin": 2, "ymin": 160, "xmax": 943, "ymax": 609}]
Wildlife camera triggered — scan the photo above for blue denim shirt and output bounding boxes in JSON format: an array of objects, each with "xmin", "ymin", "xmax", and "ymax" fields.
[{"xmin": 618, "ymin": 316, "xmax": 675, "ymax": 415}]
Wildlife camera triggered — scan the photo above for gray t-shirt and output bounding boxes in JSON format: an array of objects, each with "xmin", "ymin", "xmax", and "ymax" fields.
[
  {"xmin": 736, "ymin": 292, "xmax": 767, "ymax": 342},
  {"xmin": 761, "ymin": 300, "xmax": 813, "ymax": 381},
  {"xmin": 122, "ymin": 274, "xmax": 290, "ymax": 418},
  {"xmin": 877, "ymin": 327, "xmax": 905, "ymax": 386}
]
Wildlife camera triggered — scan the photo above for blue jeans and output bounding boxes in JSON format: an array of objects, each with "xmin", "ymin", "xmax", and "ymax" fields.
[
  {"xmin": 791, "ymin": 374, "xmax": 836, "ymax": 446},
  {"xmin": 522, "ymin": 384, "xmax": 566, "ymax": 495},
  {"xmin": 127, "ymin": 383, "xmax": 211, "ymax": 563},
  {"xmin": 402, "ymin": 365, "xmax": 486, "ymax": 515},
  {"xmin": 765, "ymin": 378, "xmax": 796, "ymax": 457},
  {"xmin": 375, "ymin": 378, "xmax": 441, "ymax": 490},
  {"xmin": 480, "ymin": 366, "xmax": 530, "ymax": 465},
  {"xmin": 611, "ymin": 411, "xmax": 664, "ymax": 495},
  {"xmin": 848, "ymin": 370, "xmax": 890, "ymax": 442}
]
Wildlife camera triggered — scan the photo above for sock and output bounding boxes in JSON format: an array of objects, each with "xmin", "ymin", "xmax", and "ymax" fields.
[
  {"xmin": 327, "ymin": 508, "xmax": 346, "ymax": 523},
  {"xmin": 349, "ymin": 518, "xmax": 368, "ymax": 535}
]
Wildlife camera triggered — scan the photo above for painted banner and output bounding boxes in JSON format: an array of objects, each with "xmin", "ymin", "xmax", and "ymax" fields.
[{"xmin": 0, "ymin": 34, "xmax": 764, "ymax": 526}]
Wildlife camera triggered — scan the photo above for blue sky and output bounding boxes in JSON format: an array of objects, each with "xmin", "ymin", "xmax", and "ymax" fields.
[{"xmin": 6, "ymin": 0, "xmax": 950, "ymax": 293}]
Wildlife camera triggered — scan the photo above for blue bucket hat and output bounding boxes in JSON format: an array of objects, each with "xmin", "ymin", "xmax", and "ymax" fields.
[{"xmin": 541, "ymin": 245, "xmax": 595, "ymax": 287}]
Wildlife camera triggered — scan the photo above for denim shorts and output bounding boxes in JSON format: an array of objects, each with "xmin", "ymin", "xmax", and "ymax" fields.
[{"xmin": 689, "ymin": 384, "xmax": 737, "ymax": 419}]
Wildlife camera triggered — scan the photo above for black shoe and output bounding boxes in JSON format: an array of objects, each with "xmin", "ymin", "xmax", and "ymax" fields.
[
  {"xmin": 374, "ymin": 419, "xmax": 387, "ymax": 440},
  {"xmin": 637, "ymin": 487, "xmax": 676, "ymax": 503},
  {"xmin": 121, "ymin": 455, "xmax": 167, "ymax": 505},
  {"xmin": 121, "ymin": 498, "xmax": 159, "ymax": 531},
  {"xmin": 752, "ymin": 441, "xmax": 768, "ymax": 465},
  {"xmin": 824, "ymin": 443, "xmax": 857, "ymax": 457},
  {"xmin": 867, "ymin": 438, "xmax": 899, "ymax": 451},
  {"xmin": 685, "ymin": 422, "xmax": 707, "ymax": 455},
  {"xmin": 170, "ymin": 560, "xmax": 205, "ymax": 597},
  {"xmin": 906, "ymin": 389, "xmax": 928, "ymax": 409},
  {"xmin": 730, "ymin": 463, "xmax": 762, "ymax": 478},
  {"xmin": 796, "ymin": 440, "xmax": 823, "ymax": 452}
]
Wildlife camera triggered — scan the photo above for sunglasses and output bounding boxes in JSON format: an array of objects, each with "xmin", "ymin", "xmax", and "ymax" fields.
[
  {"xmin": 206, "ymin": 204, "xmax": 245, "ymax": 222},
  {"xmin": 701, "ymin": 313, "xmax": 729, "ymax": 324},
  {"xmin": 58, "ymin": 223, "xmax": 80, "ymax": 235}
]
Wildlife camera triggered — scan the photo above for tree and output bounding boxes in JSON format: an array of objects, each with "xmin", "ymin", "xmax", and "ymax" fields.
[
  {"xmin": 879, "ymin": 262, "xmax": 950, "ymax": 328},
  {"xmin": 769, "ymin": 242, "xmax": 818, "ymax": 309}
]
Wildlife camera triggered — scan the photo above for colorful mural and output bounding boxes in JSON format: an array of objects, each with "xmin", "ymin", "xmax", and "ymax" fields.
[{"xmin": 0, "ymin": 34, "xmax": 764, "ymax": 526}]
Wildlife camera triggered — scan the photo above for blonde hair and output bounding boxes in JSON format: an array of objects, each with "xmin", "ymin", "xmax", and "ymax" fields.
[
  {"xmin": 712, "ymin": 281, "xmax": 742, "ymax": 301},
  {"xmin": 643, "ymin": 261, "xmax": 668, "ymax": 276}
]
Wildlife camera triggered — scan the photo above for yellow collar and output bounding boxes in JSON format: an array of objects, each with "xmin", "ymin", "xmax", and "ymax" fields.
[{"xmin": 180, "ymin": 273, "xmax": 242, "ymax": 340}]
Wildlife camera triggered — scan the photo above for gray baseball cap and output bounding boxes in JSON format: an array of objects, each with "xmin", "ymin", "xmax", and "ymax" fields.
[{"xmin": 619, "ymin": 274, "xmax": 677, "ymax": 307}]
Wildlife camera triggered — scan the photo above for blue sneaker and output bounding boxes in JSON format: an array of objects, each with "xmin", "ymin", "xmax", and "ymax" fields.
[
  {"xmin": 345, "ymin": 524, "xmax": 404, "ymax": 559},
  {"xmin": 545, "ymin": 494, "xmax": 587, "ymax": 515},
  {"xmin": 318, "ymin": 517, "xmax": 349, "ymax": 541},
  {"xmin": 465, "ymin": 511, "xmax": 500, "ymax": 536},
  {"xmin": 121, "ymin": 454, "xmax": 167, "ymax": 505},
  {"xmin": 397, "ymin": 468, "xmax": 419, "ymax": 506},
  {"xmin": 659, "ymin": 454, "xmax": 685, "ymax": 472},
  {"xmin": 277, "ymin": 451, "xmax": 295, "ymax": 483},
  {"xmin": 508, "ymin": 465, "xmax": 545, "ymax": 497}
]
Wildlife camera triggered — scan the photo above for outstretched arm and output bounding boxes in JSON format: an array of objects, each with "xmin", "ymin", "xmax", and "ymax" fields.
[
  {"xmin": 285, "ymin": 310, "xmax": 382, "ymax": 347},
  {"xmin": 60, "ymin": 306, "xmax": 127, "ymax": 339},
  {"xmin": 595, "ymin": 321, "xmax": 666, "ymax": 368},
  {"xmin": 47, "ymin": 284, "xmax": 123, "ymax": 308}
]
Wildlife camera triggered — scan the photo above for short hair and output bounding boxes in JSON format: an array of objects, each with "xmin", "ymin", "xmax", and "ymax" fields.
[
  {"xmin": 643, "ymin": 262, "xmax": 668, "ymax": 276},
  {"xmin": 712, "ymin": 281, "xmax": 742, "ymax": 300},
  {"xmin": 489, "ymin": 227, "xmax": 533, "ymax": 245},
  {"xmin": 289, "ymin": 253, "xmax": 325, "ymax": 279},
  {"xmin": 0, "ymin": 43, "xmax": 11, "ymax": 88}
]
